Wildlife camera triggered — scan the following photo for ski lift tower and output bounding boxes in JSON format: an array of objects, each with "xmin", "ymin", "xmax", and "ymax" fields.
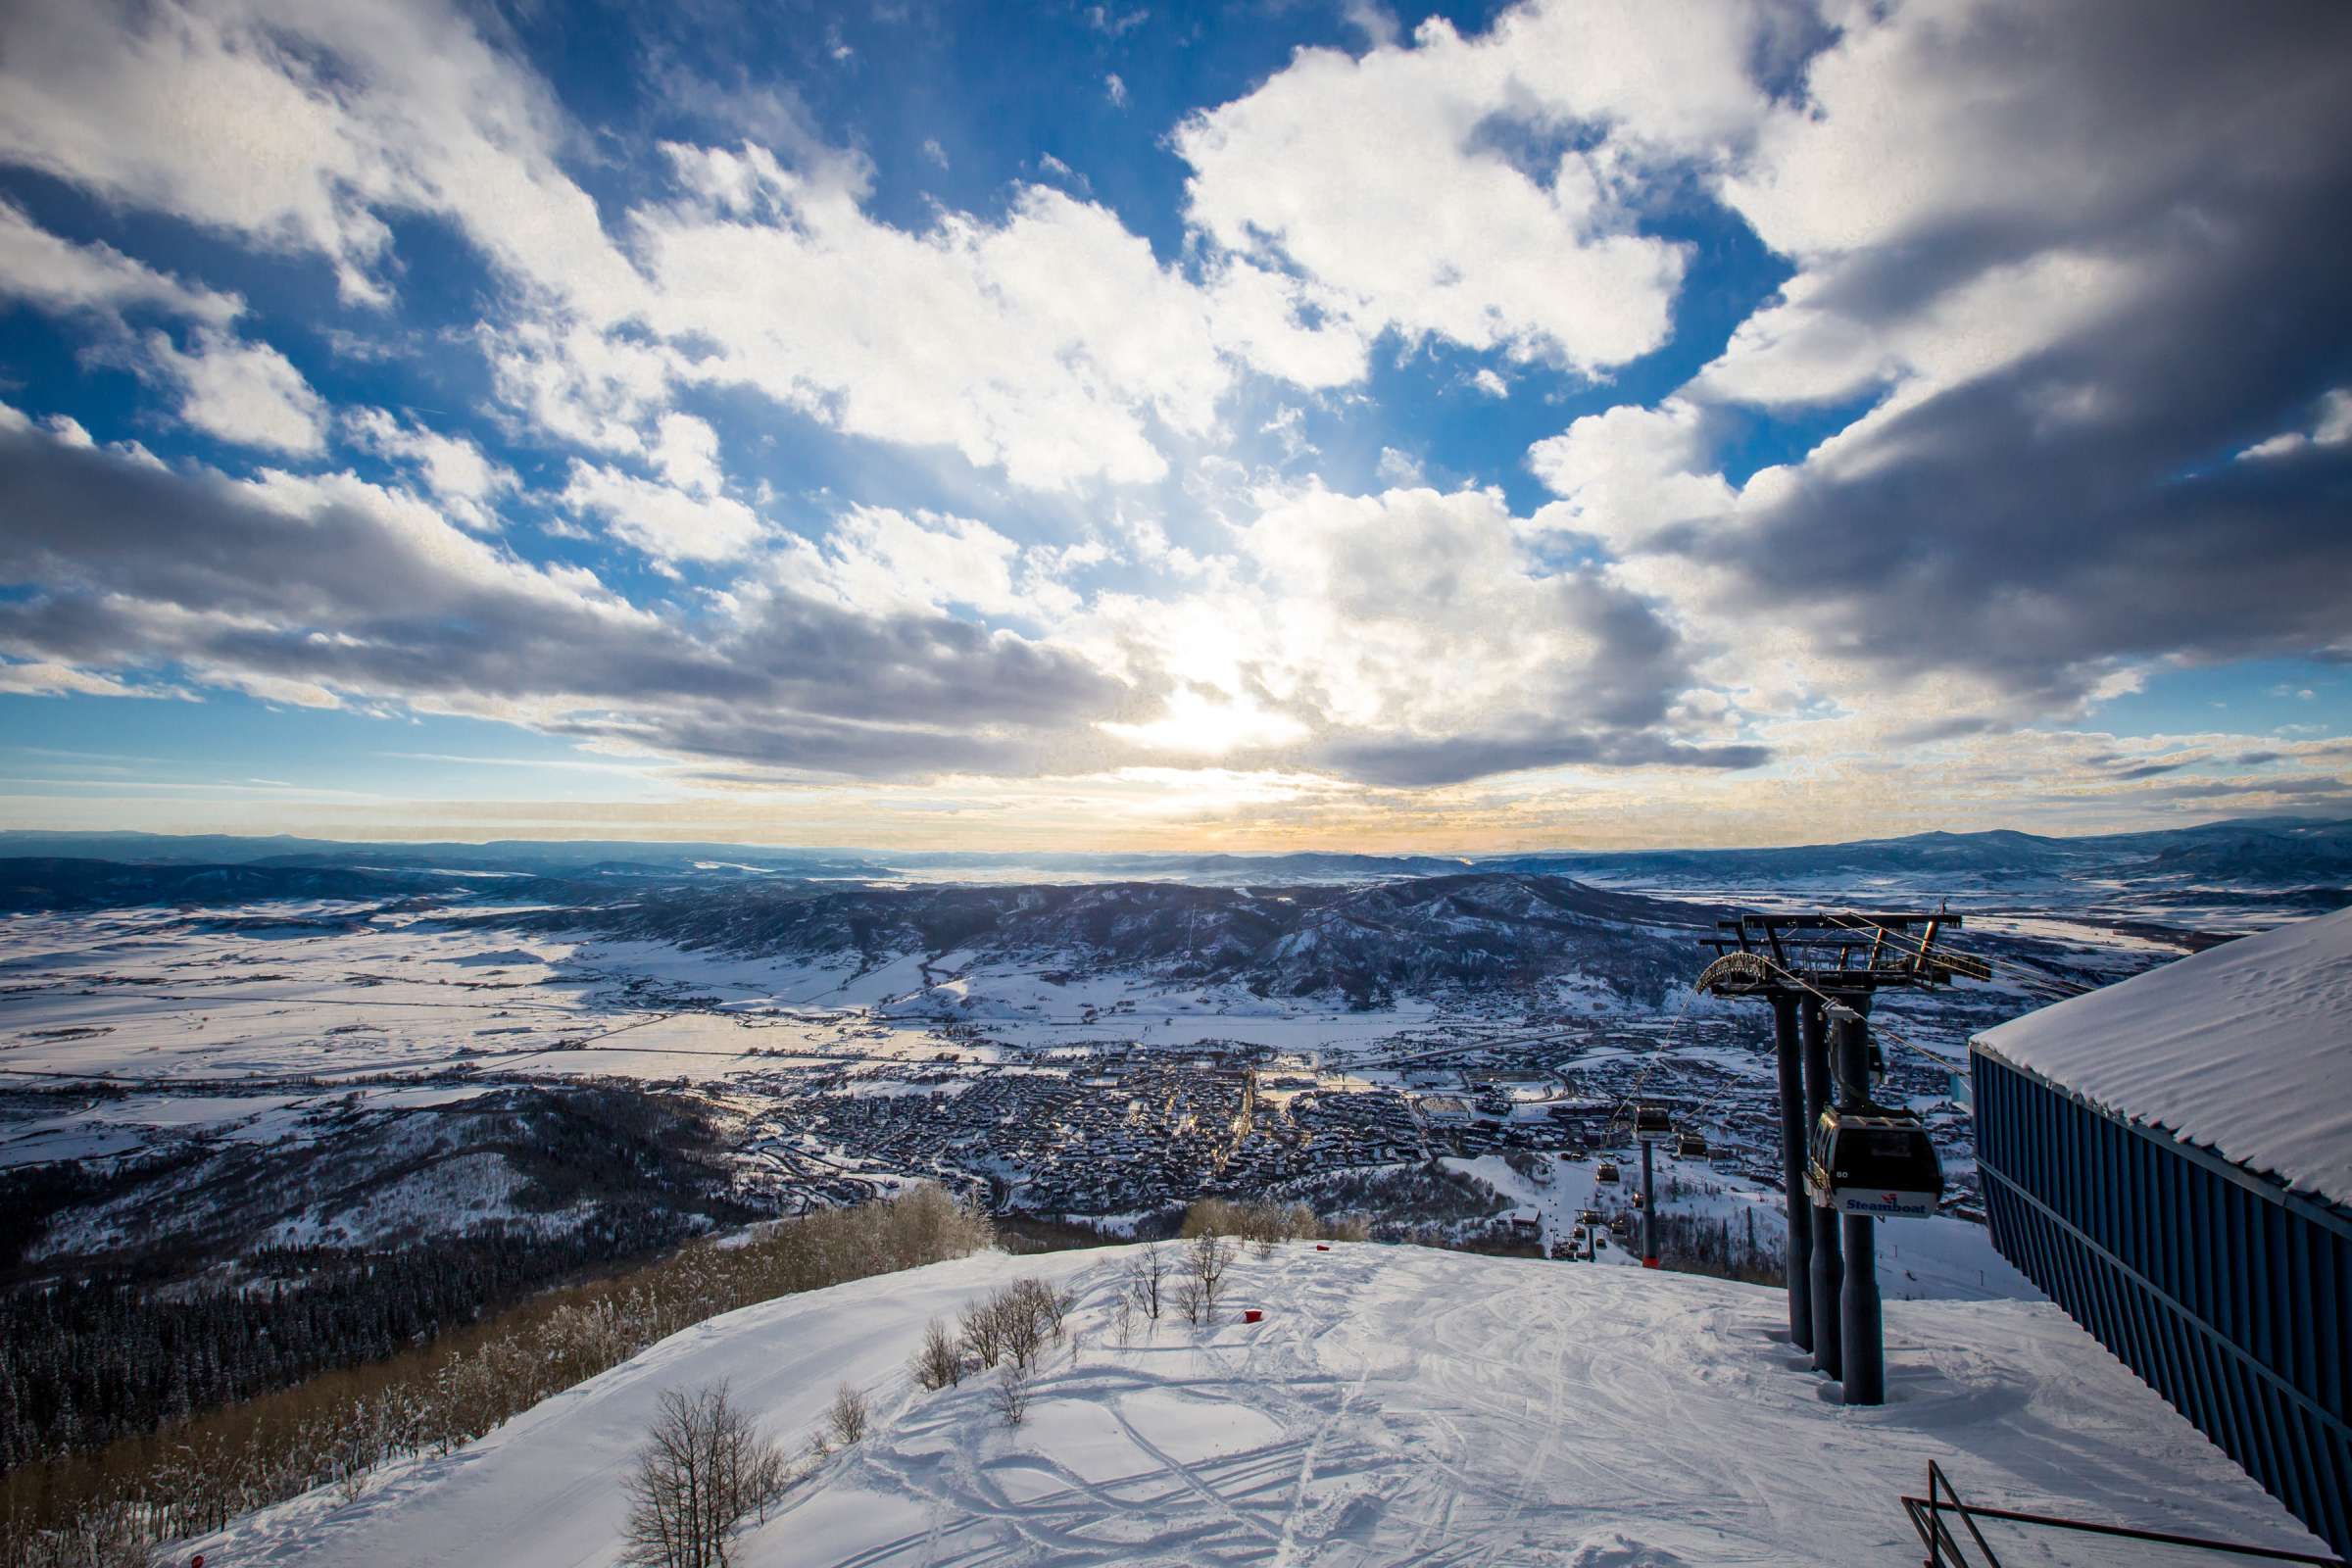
[
  {"xmin": 1633, "ymin": 1103, "xmax": 1673, "ymax": 1266},
  {"xmin": 1695, "ymin": 910, "xmax": 1989, "ymax": 1405}
]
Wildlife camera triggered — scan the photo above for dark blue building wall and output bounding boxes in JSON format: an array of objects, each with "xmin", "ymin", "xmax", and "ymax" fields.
[{"xmin": 1972, "ymin": 1048, "xmax": 2351, "ymax": 1557}]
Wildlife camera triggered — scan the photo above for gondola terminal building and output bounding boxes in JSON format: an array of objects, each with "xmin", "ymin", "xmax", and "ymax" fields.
[{"xmin": 1970, "ymin": 906, "xmax": 2351, "ymax": 1557}]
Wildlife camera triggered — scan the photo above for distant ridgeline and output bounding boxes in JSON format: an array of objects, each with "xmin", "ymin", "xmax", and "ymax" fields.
[{"xmin": 0, "ymin": 813, "xmax": 2347, "ymax": 898}]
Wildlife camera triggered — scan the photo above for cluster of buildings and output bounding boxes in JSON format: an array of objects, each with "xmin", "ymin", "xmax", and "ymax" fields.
[{"xmin": 765, "ymin": 1054, "xmax": 1436, "ymax": 1216}]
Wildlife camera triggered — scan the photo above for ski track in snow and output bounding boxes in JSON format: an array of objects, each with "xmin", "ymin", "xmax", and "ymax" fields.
[{"xmin": 186, "ymin": 1243, "xmax": 2328, "ymax": 1568}]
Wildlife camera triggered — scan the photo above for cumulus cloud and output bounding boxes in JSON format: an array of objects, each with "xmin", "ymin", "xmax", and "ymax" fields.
[
  {"xmin": 1527, "ymin": 399, "xmax": 1732, "ymax": 554},
  {"xmin": 1174, "ymin": 0, "xmax": 1773, "ymax": 373},
  {"xmin": 2, "ymin": 0, "xmax": 2342, "ymax": 831},
  {"xmin": 782, "ymin": 506, "xmax": 1052, "ymax": 621},
  {"xmin": 1082, "ymin": 483, "xmax": 1765, "ymax": 787},
  {"xmin": 0, "ymin": 0, "xmax": 637, "ymax": 314},
  {"xmin": 561, "ymin": 461, "xmax": 766, "ymax": 566},
  {"xmin": 4, "ymin": 0, "xmax": 1690, "ymax": 497},
  {"xmin": 1528, "ymin": 0, "xmax": 2352, "ymax": 728},
  {"xmin": 345, "ymin": 408, "xmax": 517, "ymax": 531},
  {"xmin": 0, "ymin": 420, "xmax": 1126, "ymax": 778},
  {"xmin": 639, "ymin": 150, "xmax": 1235, "ymax": 489},
  {"xmin": 139, "ymin": 327, "xmax": 327, "ymax": 455}
]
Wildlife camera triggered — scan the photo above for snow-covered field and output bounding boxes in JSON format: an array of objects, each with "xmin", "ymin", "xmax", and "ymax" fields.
[
  {"xmin": 183, "ymin": 1242, "xmax": 2328, "ymax": 1568},
  {"xmin": 0, "ymin": 906, "xmax": 1480, "ymax": 1106}
]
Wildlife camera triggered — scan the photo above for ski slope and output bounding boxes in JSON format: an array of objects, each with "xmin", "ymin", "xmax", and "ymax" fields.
[{"xmin": 187, "ymin": 1243, "xmax": 2328, "ymax": 1568}]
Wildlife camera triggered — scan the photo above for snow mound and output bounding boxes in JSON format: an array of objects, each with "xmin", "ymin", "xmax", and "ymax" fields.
[
  {"xmin": 192, "ymin": 1244, "xmax": 2327, "ymax": 1567},
  {"xmin": 1975, "ymin": 905, "xmax": 2352, "ymax": 1207}
]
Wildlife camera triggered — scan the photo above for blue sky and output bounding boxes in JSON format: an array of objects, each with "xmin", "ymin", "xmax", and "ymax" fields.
[{"xmin": 0, "ymin": 0, "xmax": 2347, "ymax": 850}]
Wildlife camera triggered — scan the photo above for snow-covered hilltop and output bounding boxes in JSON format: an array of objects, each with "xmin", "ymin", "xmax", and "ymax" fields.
[{"xmin": 189, "ymin": 1242, "xmax": 2328, "ymax": 1567}]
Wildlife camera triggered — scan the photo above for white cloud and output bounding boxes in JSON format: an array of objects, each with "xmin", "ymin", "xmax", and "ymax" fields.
[
  {"xmin": 1516, "ymin": 0, "xmax": 2352, "ymax": 738},
  {"xmin": 1084, "ymin": 7, "xmax": 1148, "ymax": 38},
  {"xmin": 0, "ymin": 0, "xmax": 1423, "ymax": 496},
  {"xmin": 1037, "ymin": 153, "xmax": 1090, "ymax": 194},
  {"xmin": 345, "ymin": 408, "xmax": 516, "ymax": 530},
  {"xmin": 0, "ymin": 198, "xmax": 241, "ymax": 324},
  {"xmin": 1075, "ymin": 482, "xmax": 1736, "ymax": 783},
  {"xmin": 650, "ymin": 413, "xmax": 725, "ymax": 495},
  {"xmin": 480, "ymin": 319, "xmax": 668, "ymax": 457},
  {"xmin": 787, "ymin": 506, "xmax": 1026, "ymax": 618},
  {"xmin": 639, "ymin": 149, "xmax": 1235, "ymax": 489},
  {"xmin": 1174, "ymin": 0, "xmax": 1771, "ymax": 373},
  {"xmin": 0, "ymin": 0, "xmax": 639, "ymax": 316},
  {"xmin": 1200, "ymin": 259, "xmax": 1371, "ymax": 390},
  {"xmin": 1259, "ymin": 404, "xmax": 1317, "ymax": 462},
  {"xmin": 2239, "ymin": 388, "xmax": 2352, "ymax": 462},
  {"xmin": 1100, "ymin": 684, "xmax": 1308, "ymax": 757},
  {"xmin": 561, "ymin": 462, "xmax": 766, "ymax": 564},
  {"xmin": 1526, "ymin": 399, "xmax": 1733, "ymax": 553},
  {"xmin": 1374, "ymin": 446, "xmax": 1424, "ymax": 487},
  {"xmin": 0, "ymin": 659, "xmax": 177, "ymax": 700},
  {"xmin": 1104, "ymin": 73, "xmax": 1128, "ymax": 108},
  {"xmin": 1694, "ymin": 245, "xmax": 2144, "ymax": 415},
  {"xmin": 141, "ymin": 327, "xmax": 327, "ymax": 455}
]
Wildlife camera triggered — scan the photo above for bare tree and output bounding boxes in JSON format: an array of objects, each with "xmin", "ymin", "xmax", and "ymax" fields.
[
  {"xmin": 1127, "ymin": 1242, "xmax": 1168, "ymax": 1321},
  {"xmin": 911, "ymin": 1317, "xmax": 963, "ymax": 1390},
  {"xmin": 960, "ymin": 1293, "xmax": 1008, "ymax": 1369},
  {"xmin": 997, "ymin": 1288, "xmax": 1048, "ymax": 1374},
  {"xmin": 825, "ymin": 1383, "xmax": 869, "ymax": 1447},
  {"xmin": 957, "ymin": 1278, "xmax": 1063, "ymax": 1377},
  {"xmin": 1171, "ymin": 1272, "xmax": 1204, "ymax": 1326},
  {"xmin": 620, "ymin": 1382, "xmax": 786, "ymax": 1568},
  {"xmin": 1188, "ymin": 1232, "xmax": 1235, "ymax": 1321},
  {"xmin": 1184, "ymin": 1197, "xmax": 1323, "ymax": 1257},
  {"xmin": 991, "ymin": 1362, "xmax": 1031, "ymax": 1429}
]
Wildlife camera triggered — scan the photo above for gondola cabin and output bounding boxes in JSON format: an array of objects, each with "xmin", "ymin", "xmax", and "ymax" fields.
[
  {"xmin": 1676, "ymin": 1132, "xmax": 1708, "ymax": 1159},
  {"xmin": 1594, "ymin": 1160, "xmax": 1620, "ymax": 1184},
  {"xmin": 1805, "ymin": 1103, "xmax": 1943, "ymax": 1218},
  {"xmin": 1633, "ymin": 1104, "xmax": 1673, "ymax": 1144}
]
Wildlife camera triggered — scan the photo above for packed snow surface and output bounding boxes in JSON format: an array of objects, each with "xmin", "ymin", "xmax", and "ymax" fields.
[
  {"xmin": 1973, "ymin": 905, "xmax": 2352, "ymax": 1208},
  {"xmin": 190, "ymin": 1243, "xmax": 2325, "ymax": 1568}
]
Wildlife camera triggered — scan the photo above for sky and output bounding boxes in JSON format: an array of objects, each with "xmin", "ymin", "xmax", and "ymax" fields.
[{"xmin": 0, "ymin": 0, "xmax": 2348, "ymax": 852}]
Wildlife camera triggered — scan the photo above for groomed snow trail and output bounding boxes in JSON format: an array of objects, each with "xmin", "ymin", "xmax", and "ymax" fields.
[{"xmin": 192, "ymin": 1244, "xmax": 2328, "ymax": 1567}]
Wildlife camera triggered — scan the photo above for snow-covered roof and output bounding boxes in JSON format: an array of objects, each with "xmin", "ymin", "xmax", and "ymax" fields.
[{"xmin": 1972, "ymin": 906, "xmax": 2352, "ymax": 1212}]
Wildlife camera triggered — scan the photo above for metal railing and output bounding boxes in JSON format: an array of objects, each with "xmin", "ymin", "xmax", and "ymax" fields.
[{"xmin": 1901, "ymin": 1462, "xmax": 2347, "ymax": 1568}]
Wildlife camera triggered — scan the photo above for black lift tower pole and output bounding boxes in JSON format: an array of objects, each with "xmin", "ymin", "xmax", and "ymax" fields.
[
  {"xmin": 1694, "ymin": 910, "xmax": 1988, "ymax": 1405},
  {"xmin": 1769, "ymin": 990, "xmax": 1808, "ymax": 1348}
]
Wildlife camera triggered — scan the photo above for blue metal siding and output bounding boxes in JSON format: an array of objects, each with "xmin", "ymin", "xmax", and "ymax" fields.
[{"xmin": 1972, "ymin": 1048, "xmax": 2352, "ymax": 1557}]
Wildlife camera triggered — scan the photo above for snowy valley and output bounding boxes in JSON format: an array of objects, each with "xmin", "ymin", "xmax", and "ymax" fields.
[{"xmin": 1, "ymin": 820, "xmax": 2343, "ymax": 1563}]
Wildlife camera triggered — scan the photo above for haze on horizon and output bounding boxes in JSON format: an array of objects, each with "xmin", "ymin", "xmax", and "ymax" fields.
[{"xmin": 0, "ymin": 0, "xmax": 2347, "ymax": 855}]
